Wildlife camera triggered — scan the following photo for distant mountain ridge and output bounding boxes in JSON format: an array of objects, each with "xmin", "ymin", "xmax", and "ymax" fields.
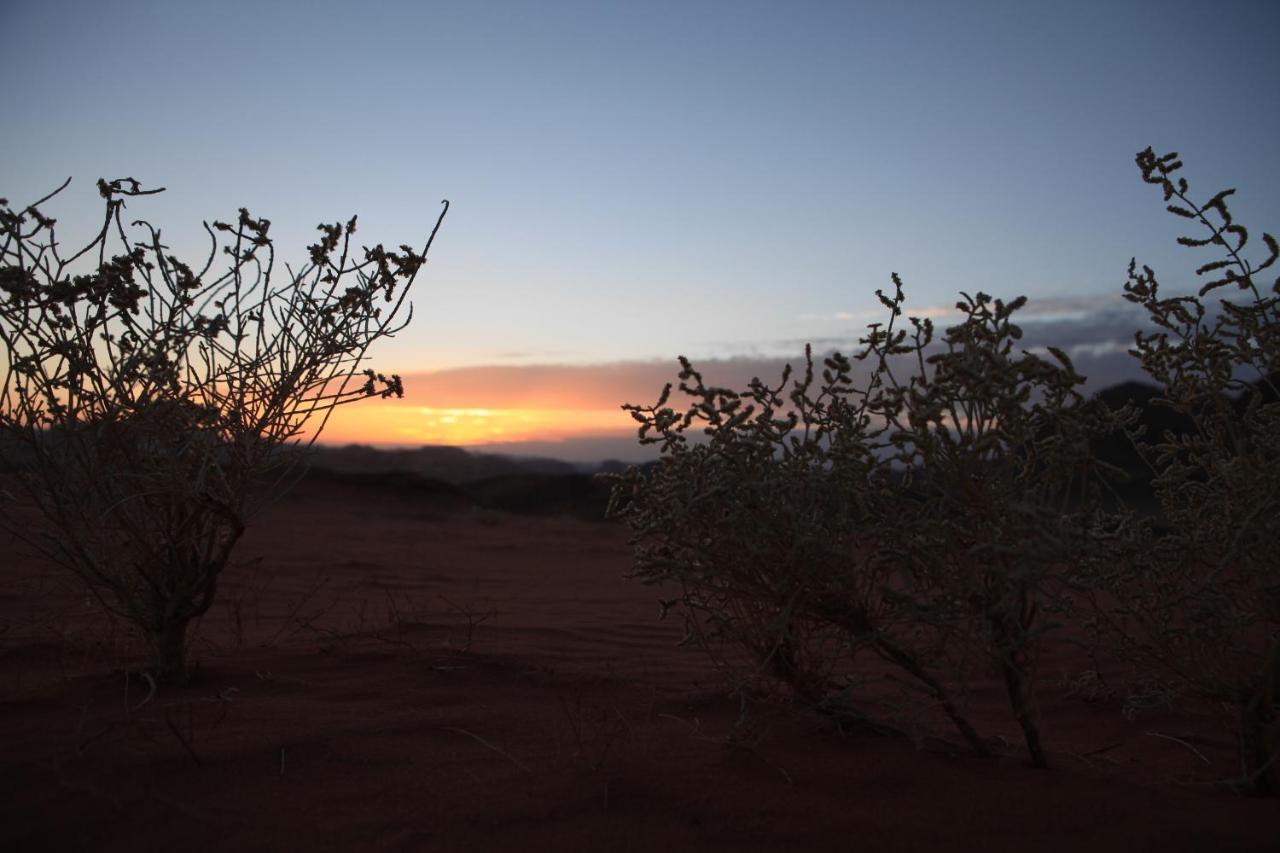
[
  {"xmin": 304, "ymin": 443, "xmax": 583, "ymax": 484},
  {"xmin": 301, "ymin": 444, "xmax": 621, "ymax": 521},
  {"xmin": 1085, "ymin": 370, "xmax": 1278, "ymax": 510},
  {"xmin": 6, "ymin": 376, "xmax": 1274, "ymax": 522}
]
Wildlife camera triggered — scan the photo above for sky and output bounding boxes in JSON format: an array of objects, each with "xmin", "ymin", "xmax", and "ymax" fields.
[{"xmin": 3, "ymin": 0, "xmax": 1279, "ymax": 461}]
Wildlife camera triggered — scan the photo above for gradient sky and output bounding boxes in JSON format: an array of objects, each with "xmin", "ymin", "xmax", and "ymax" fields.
[{"xmin": 4, "ymin": 0, "xmax": 1279, "ymax": 460}]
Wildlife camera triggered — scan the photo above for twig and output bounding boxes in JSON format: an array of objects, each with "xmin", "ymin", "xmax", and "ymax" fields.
[
  {"xmin": 74, "ymin": 703, "xmax": 115, "ymax": 755},
  {"xmin": 657, "ymin": 713, "xmax": 719, "ymax": 743},
  {"xmin": 736, "ymin": 743, "xmax": 794, "ymax": 785},
  {"xmin": 265, "ymin": 574, "xmax": 330, "ymax": 646},
  {"xmin": 1144, "ymin": 730, "xmax": 1211, "ymax": 765},
  {"xmin": 133, "ymin": 671, "xmax": 157, "ymax": 711},
  {"xmin": 165, "ymin": 705, "xmax": 203, "ymax": 765},
  {"xmin": 441, "ymin": 726, "xmax": 531, "ymax": 774}
]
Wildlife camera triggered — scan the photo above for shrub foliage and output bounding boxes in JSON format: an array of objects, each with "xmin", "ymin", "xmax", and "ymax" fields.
[
  {"xmin": 0, "ymin": 178, "xmax": 447, "ymax": 683},
  {"xmin": 1078, "ymin": 149, "xmax": 1279, "ymax": 792},
  {"xmin": 609, "ymin": 148, "xmax": 1279, "ymax": 791}
]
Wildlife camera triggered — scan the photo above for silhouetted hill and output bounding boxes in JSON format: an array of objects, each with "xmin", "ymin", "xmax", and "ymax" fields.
[
  {"xmin": 1234, "ymin": 370, "xmax": 1280, "ymax": 413},
  {"xmin": 305, "ymin": 444, "xmax": 578, "ymax": 484},
  {"xmin": 296, "ymin": 467, "xmax": 473, "ymax": 508},
  {"xmin": 1085, "ymin": 373, "xmax": 1277, "ymax": 511},
  {"xmin": 1088, "ymin": 381, "xmax": 1194, "ymax": 505},
  {"xmin": 0, "ymin": 432, "xmax": 31, "ymax": 472},
  {"xmin": 595, "ymin": 459, "xmax": 632, "ymax": 476},
  {"xmin": 9, "ymin": 376, "xmax": 1273, "ymax": 523},
  {"xmin": 301, "ymin": 445, "xmax": 617, "ymax": 521}
]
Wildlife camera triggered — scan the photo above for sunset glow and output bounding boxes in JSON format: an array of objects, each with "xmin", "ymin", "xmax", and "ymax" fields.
[
  {"xmin": 6, "ymin": 2, "xmax": 1278, "ymax": 463},
  {"xmin": 318, "ymin": 402, "xmax": 634, "ymax": 448}
]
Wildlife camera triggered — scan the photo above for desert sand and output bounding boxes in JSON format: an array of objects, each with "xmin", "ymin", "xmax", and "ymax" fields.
[{"xmin": 2, "ymin": 476, "xmax": 1276, "ymax": 852}]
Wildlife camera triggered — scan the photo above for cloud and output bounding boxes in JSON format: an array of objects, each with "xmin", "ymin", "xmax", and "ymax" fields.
[
  {"xmin": 395, "ymin": 301, "xmax": 1151, "ymax": 412},
  {"xmin": 804, "ymin": 293, "xmax": 1132, "ymax": 326},
  {"xmin": 393, "ymin": 358, "xmax": 804, "ymax": 411}
]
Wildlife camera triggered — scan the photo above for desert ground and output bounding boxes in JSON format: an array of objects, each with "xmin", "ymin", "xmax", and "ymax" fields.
[{"xmin": 2, "ymin": 474, "xmax": 1277, "ymax": 852}]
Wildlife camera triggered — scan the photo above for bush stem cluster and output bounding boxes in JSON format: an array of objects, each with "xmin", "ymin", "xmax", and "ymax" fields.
[{"xmin": 608, "ymin": 148, "xmax": 1279, "ymax": 792}]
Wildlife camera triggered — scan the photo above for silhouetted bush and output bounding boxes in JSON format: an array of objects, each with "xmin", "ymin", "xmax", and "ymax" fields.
[
  {"xmin": 608, "ymin": 282, "xmax": 1109, "ymax": 767},
  {"xmin": 610, "ymin": 148, "xmax": 1279, "ymax": 790},
  {"xmin": 0, "ymin": 178, "xmax": 447, "ymax": 683},
  {"xmin": 1076, "ymin": 149, "xmax": 1278, "ymax": 793}
]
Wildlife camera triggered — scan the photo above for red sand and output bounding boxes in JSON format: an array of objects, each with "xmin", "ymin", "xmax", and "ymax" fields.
[{"xmin": 2, "ymin": 480, "xmax": 1276, "ymax": 851}]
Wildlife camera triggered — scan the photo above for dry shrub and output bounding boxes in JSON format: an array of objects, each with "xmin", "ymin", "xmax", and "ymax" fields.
[
  {"xmin": 609, "ymin": 148, "xmax": 1278, "ymax": 789},
  {"xmin": 0, "ymin": 177, "xmax": 447, "ymax": 683},
  {"xmin": 608, "ymin": 278, "xmax": 1106, "ymax": 767},
  {"xmin": 1077, "ymin": 148, "xmax": 1279, "ymax": 793}
]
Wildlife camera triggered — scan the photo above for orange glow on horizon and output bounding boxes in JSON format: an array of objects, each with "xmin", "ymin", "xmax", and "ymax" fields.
[{"xmin": 315, "ymin": 403, "xmax": 635, "ymax": 448}]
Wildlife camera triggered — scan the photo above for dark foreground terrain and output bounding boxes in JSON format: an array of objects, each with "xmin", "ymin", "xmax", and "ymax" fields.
[{"xmin": 1, "ymin": 477, "xmax": 1276, "ymax": 851}]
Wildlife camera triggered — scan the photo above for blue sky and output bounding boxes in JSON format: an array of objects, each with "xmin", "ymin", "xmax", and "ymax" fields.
[{"xmin": 3, "ymin": 0, "xmax": 1278, "ymax": 457}]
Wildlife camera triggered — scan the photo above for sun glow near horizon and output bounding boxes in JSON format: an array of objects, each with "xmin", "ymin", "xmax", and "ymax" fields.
[{"xmin": 317, "ymin": 402, "xmax": 635, "ymax": 448}]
